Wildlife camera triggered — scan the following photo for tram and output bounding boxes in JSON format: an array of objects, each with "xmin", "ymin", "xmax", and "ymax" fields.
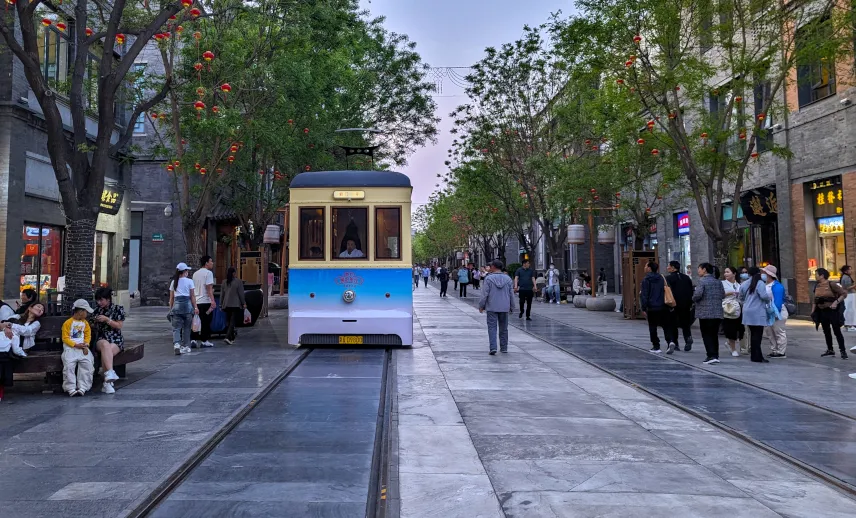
[{"xmin": 287, "ymin": 170, "xmax": 413, "ymax": 347}]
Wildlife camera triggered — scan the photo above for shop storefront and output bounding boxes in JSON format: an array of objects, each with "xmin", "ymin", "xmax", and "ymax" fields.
[
  {"xmin": 673, "ymin": 211, "xmax": 691, "ymax": 270},
  {"xmin": 724, "ymin": 186, "xmax": 780, "ymax": 269},
  {"xmin": 20, "ymin": 224, "xmax": 63, "ymax": 296},
  {"xmin": 805, "ymin": 176, "xmax": 845, "ymax": 280}
]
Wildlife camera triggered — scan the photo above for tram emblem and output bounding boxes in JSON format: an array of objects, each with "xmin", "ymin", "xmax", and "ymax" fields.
[{"xmin": 335, "ymin": 272, "xmax": 364, "ymax": 287}]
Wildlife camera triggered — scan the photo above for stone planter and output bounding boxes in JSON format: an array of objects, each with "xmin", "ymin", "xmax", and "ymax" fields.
[
  {"xmin": 573, "ymin": 295, "xmax": 590, "ymax": 308},
  {"xmin": 586, "ymin": 297, "xmax": 616, "ymax": 312},
  {"xmin": 567, "ymin": 224, "xmax": 585, "ymax": 244},
  {"xmin": 597, "ymin": 229, "xmax": 615, "ymax": 244}
]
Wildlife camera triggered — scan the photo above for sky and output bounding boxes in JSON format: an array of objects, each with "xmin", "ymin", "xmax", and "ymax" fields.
[{"xmin": 359, "ymin": 0, "xmax": 574, "ymax": 208}]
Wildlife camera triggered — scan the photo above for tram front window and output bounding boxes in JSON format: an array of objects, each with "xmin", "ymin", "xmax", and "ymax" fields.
[
  {"xmin": 332, "ymin": 207, "xmax": 368, "ymax": 260},
  {"xmin": 299, "ymin": 208, "xmax": 325, "ymax": 260},
  {"xmin": 376, "ymin": 207, "xmax": 402, "ymax": 259}
]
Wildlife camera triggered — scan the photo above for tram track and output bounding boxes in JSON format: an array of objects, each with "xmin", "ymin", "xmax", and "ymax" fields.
[{"xmin": 127, "ymin": 347, "xmax": 396, "ymax": 518}]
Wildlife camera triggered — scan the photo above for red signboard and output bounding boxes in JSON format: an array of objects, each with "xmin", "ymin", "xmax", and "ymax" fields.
[
  {"xmin": 24, "ymin": 244, "xmax": 38, "ymax": 256},
  {"xmin": 676, "ymin": 212, "xmax": 690, "ymax": 235}
]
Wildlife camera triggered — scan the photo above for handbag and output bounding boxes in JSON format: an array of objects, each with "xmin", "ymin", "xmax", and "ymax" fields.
[
  {"xmin": 243, "ymin": 308, "xmax": 252, "ymax": 324},
  {"xmin": 662, "ymin": 275, "xmax": 676, "ymax": 308},
  {"xmin": 723, "ymin": 298, "xmax": 741, "ymax": 319},
  {"xmin": 191, "ymin": 315, "xmax": 202, "ymax": 332},
  {"xmin": 210, "ymin": 303, "xmax": 227, "ymax": 333}
]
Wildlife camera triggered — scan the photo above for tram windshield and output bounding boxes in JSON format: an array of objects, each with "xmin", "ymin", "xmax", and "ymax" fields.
[{"xmin": 332, "ymin": 207, "xmax": 368, "ymax": 260}]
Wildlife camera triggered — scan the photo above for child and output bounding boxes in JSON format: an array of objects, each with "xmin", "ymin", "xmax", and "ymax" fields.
[{"xmin": 62, "ymin": 300, "xmax": 95, "ymax": 396}]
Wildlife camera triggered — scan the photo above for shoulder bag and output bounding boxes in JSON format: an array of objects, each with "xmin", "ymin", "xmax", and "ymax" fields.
[{"xmin": 662, "ymin": 275, "xmax": 676, "ymax": 308}]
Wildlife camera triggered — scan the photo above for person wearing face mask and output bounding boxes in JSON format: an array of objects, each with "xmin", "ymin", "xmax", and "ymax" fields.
[
  {"xmin": 762, "ymin": 265, "xmax": 788, "ymax": 358},
  {"xmin": 739, "ymin": 266, "xmax": 772, "ymax": 363},
  {"xmin": 738, "ymin": 267, "xmax": 751, "ymax": 354}
]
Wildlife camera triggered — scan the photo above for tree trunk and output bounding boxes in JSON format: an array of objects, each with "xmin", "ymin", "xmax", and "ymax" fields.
[
  {"xmin": 63, "ymin": 216, "xmax": 98, "ymax": 310},
  {"xmin": 183, "ymin": 223, "xmax": 205, "ymax": 268}
]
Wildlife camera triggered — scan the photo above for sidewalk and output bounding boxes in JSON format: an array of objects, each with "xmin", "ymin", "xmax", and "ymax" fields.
[
  {"xmin": 0, "ymin": 308, "xmax": 299, "ymax": 518},
  {"xmin": 400, "ymin": 287, "xmax": 856, "ymax": 517}
]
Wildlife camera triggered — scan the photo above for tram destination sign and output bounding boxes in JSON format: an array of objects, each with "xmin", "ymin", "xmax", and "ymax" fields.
[{"xmin": 333, "ymin": 190, "xmax": 365, "ymax": 200}]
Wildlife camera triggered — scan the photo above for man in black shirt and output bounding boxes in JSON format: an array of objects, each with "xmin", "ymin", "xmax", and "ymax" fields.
[
  {"xmin": 437, "ymin": 266, "xmax": 450, "ymax": 297},
  {"xmin": 665, "ymin": 260, "xmax": 695, "ymax": 352},
  {"xmin": 514, "ymin": 260, "xmax": 536, "ymax": 320}
]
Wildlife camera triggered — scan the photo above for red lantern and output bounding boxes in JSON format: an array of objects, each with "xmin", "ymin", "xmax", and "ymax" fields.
[
  {"xmin": 211, "ymin": 105, "xmax": 220, "ymax": 114},
  {"xmin": 154, "ymin": 33, "xmax": 164, "ymax": 41},
  {"xmin": 629, "ymin": 54, "xmax": 636, "ymax": 61},
  {"xmin": 615, "ymin": 192, "xmax": 621, "ymax": 198},
  {"xmin": 163, "ymin": 32, "xmax": 171, "ymax": 39},
  {"xmin": 166, "ymin": 164, "xmax": 175, "ymax": 172},
  {"xmin": 202, "ymin": 50, "xmax": 215, "ymax": 62},
  {"xmin": 56, "ymin": 22, "xmax": 66, "ymax": 32},
  {"xmin": 305, "ymin": 165, "xmax": 311, "ymax": 171},
  {"xmin": 757, "ymin": 113, "xmax": 766, "ymax": 121},
  {"xmin": 287, "ymin": 119, "xmax": 293, "ymax": 125},
  {"xmin": 176, "ymin": 26, "xmax": 184, "ymax": 33},
  {"xmin": 194, "ymin": 63, "xmax": 203, "ymax": 72},
  {"xmin": 196, "ymin": 86, "xmax": 205, "ymax": 97},
  {"xmin": 590, "ymin": 189, "xmax": 597, "ymax": 194},
  {"xmin": 668, "ymin": 112, "xmax": 676, "ymax": 119},
  {"xmin": 303, "ymin": 128, "xmax": 309, "ymax": 134},
  {"xmin": 577, "ymin": 197, "xmax": 583, "ymax": 203},
  {"xmin": 41, "ymin": 18, "xmax": 52, "ymax": 27},
  {"xmin": 228, "ymin": 155, "xmax": 235, "ymax": 163},
  {"xmin": 150, "ymin": 111, "xmax": 158, "ymax": 119},
  {"xmin": 193, "ymin": 31, "xmax": 202, "ymax": 40},
  {"xmin": 182, "ymin": 0, "xmax": 193, "ymax": 7},
  {"xmin": 657, "ymin": 195, "xmax": 663, "ymax": 200},
  {"xmin": 594, "ymin": 195, "xmax": 600, "ymax": 201},
  {"xmin": 258, "ymin": 170, "xmax": 265, "ymax": 176},
  {"xmin": 216, "ymin": 168, "xmax": 223, "ymax": 174},
  {"xmin": 190, "ymin": 8, "xmax": 201, "ymax": 18},
  {"xmin": 625, "ymin": 60, "xmax": 633, "ymax": 68},
  {"xmin": 616, "ymin": 79, "xmax": 624, "ymax": 85},
  {"xmin": 647, "ymin": 120, "xmax": 655, "ymax": 129},
  {"xmin": 194, "ymin": 163, "xmax": 201, "ymax": 170},
  {"xmin": 481, "ymin": 148, "xmax": 488, "ymax": 153},
  {"xmin": 584, "ymin": 139, "xmax": 591, "ymax": 145},
  {"xmin": 591, "ymin": 145, "xmax": 598, "ymax": 150},
  {"xmin": 735, "ymin": 96, "xmax": 743, "ymax": 103},
  {"xmin": 674, "ymin": 86, "xmax": 680, "ymax": 91},
  {"xmin": 85, "ymin": 27, "xmax": 93, "ymax": 37},
  {"xmin": 230, "ymin": 144, "xmax": 238, "ymax": 153},
  {"xmin": 634, "ymin": 34, "xmax": 642, "ymax": 43},
  {"xmin": 751, "ymin": 152, "xmax": 759, "ymax": 158},
  {"xmin": 739, "ymin": 132, "xmax": 746, "ymax": 140},
  {"xmin": 194, "ymin": 101, "xmax": 205, "ymax": 117},
  {"xmin": 199, "ymin": 167, "xmax": 207, "ymax": 175},
  {"xmin": 115, "ymin": 33, "xmax": 125, "ymax": 45},
  {"xmin": 174, "ymin": 160, "xmax": 181, "ymax": 167},
  {"xmin": 220, "ymin": 83, "xmax": 232, "ymax": 94},
  {"xmin": 651, "ymin": 149, "xmax": 660, "ymax": 156},
  {"xmin": 637, "ymin": 138, "xmax": 645, "ymax": 145},
  {"xmin": 646, "ymin": 207, "xmax": 652, "ymax": 213},
  {"xmin": 700, "ymin": 132, "xmax": 708, "ymax": 139}
]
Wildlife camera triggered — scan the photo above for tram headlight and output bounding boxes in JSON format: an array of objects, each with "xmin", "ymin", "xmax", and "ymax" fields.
[{"xmin": 343, "ymin": 290, "xmax": 356, "ymax": 303}]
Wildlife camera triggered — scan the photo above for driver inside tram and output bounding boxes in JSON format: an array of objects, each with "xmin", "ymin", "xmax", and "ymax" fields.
[{"xmin": 339, "ymin": 239, "xmax": 364, "ymax": 258}]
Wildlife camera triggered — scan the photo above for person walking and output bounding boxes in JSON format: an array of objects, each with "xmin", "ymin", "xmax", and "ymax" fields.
[
  {"xmin": 597, "ymin": 268, "xmax": 608, "ymax": 295},
  {"xmin": 472, "ymin": 266, "xmax": 481, "ymax": 290},
  {"xmin": 739, "ymin": 266, "xmax": 772, "ymax": 363},
  {"xmin": 191, "ymin": 255, "xmax": 216, "ymax": 349},
  {"xmin": 514, "ymin": 260, "xmax": 535, "ymax": 320},
  {"xmin": 840, "ymin": 265, "xmax": 856, "ymax": 332},
  {"xmin": 422, "ymin": 266, "xmax": 430, "ymax": 288},
  {"xmin": 640, "ymin": 261, "xmax": 670, "ymax": 353},
  {"xmin": 430, "ymin": 266, "xmax": 437, "ymax": 282},
  {"xmin": 169, "ymin": 263, "xmax": 199, "ymax": 355},
  {"xmin": 762, "ymin": 265, "xmax": 788, "ymax": 358},
  {"xmin": 452, "ymin": 267, "xmax": 460, "ymax": 292},
  {"xmin": 812, "ymin": 268, "xmax": 848, "ymax": 359},
  {"xmin": 221, "ymin": 267, "xmax": 247, "ymax": 345},
  {"xmin": 693, "ymin": 263, "xmax": 725, "ymax": 364},
  {"xmin": 437, "ymin": 265, "xmax": 450, "ymax": 297},
  {"xmin": 413, "ymin": 265, "xmax": 421, "ymax": 289},
  {"xmin": 479, "ymin": 260, "xmax": 516, "ymax": 355},
  {"xmin": 546, "ymin": 264, "xmax": 560, "ymax": 304},
  {"xmin": 665, "ymin": 261, "xmax": 695, "ymax": 352},
  {"xmin": 737, "ymin": 267, "xmax": 751, "ymax": 354},
  {"xmin": 458, "ymin": 266, "xmax": 470, "ymax": 297},
  {"xmin": 721, "ymin": 266, "xmax": 744, "ymax": 357}
]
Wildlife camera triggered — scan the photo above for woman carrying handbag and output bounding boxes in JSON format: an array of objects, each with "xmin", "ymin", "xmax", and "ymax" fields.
[
  {"xmin": 739, "ymin": 266, "xmax": 772, "ymax": 363},
  {"xmin": 721, "ymin": 266, "xmax": 743, "ymax": 357}
]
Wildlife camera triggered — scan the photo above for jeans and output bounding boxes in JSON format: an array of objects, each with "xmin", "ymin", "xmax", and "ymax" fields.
[
  {"xmin": 699, "ymin": 318, "xmax": 722, "ymax": 359},
  {"xmin": 486, "ymin": 311, "xmax": 509, "ymax": 352},
  {"xmin": 518, "ymin": 290, "xmax": 534, "ymax": 318},
  {"xmin": 439, "ymin": 281, "xmax": 448, "ymax": 296},
  {"xmin": 193, "ymin": 303, "xmax": 212, "ymax": 341},
  {"xmin": 459, "ymin": 283, "xmax": 468, "ymax": 297},
  {"xmin": 423, "ymin": 276, "xmax": 429, "ymax": 287},
  {"xmin": 171, "ymin": 296, "xmax": 193, "ymax": 347},
  {"xmin": 545, "ymin": 285, "xmax": 558, "ymax": 303},
  {"xmin": 748, "ymin": 325, "xmax": 766, "ymax": 362},
  {"xmin": 414, "ymin": 276, "xmax": 420, "ymax": 288},
  {"xmin": 225, "ymin": 307, "xmax": 242, "ymax": 341},
  {"xmin": 646, "ymin": 309, "xmax": 673, "ymax": 348}
]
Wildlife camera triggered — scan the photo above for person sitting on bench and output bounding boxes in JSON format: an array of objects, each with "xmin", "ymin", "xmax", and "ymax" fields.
[{"xmin": 91, "ymin": 287, "xmax": 125, "ymax": 395}]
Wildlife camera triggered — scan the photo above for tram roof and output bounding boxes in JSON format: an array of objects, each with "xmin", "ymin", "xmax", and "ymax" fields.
[{"xmin": 289, "ymin": 170, "xmax": 411, "ymax": 188}]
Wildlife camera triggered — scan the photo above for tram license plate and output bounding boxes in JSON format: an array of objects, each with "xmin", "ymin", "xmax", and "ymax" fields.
[{"xmin": 339, "ymin": 336, "xmax": 363, "ymax": 345}]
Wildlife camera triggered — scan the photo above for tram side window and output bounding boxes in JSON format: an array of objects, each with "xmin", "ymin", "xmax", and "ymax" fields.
[
  {"xmin": 332, "ymin": 207, "xmax": 368, "ymax": 259},
  {"xmin": 299, "ymin": 208, "xmax": 325, "ymax": 260},
  {"xmin": 376, "ymin": 207, "xmax": 402, "ymax": 259}
]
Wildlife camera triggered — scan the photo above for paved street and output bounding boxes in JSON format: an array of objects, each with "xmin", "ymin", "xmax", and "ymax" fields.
[{"xmin": 407, "ymin": 285, "xmax": 856, "ymax": 517}]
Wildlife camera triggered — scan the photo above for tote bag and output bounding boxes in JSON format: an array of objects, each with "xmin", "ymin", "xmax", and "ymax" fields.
[{"xmin": 662, "ymin": 275, "xmax": 676, "ymax": 308}]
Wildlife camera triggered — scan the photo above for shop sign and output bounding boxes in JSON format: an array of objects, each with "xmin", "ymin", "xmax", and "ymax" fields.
[
  {"xmin": 676, "ymin": 212, "xmax": 690, "ymax": 235},
  {"xmin": 818, "ymin": 216, "xmax": 844, "ymax": 234},
  {"xmin": 152, "ymin": 233, "xmax": 164, "ymax": 242},
  {"xmin": 810, "ymin": 177, "xmax": 843, "ymax": 219},
  {"xmin": 24, "ymin": 244, "xmax": 39, "ymax": 256},
  {"xmin": 25, "ymin": 227, "xmax": 50, "ymax": 237},
  {"xmin": 739, "ymin": 187, "xmax": 778, "ymax": 223},
  {"xmin": 99, "ymin": 185, "xmax": 124, "ymax": 215}
]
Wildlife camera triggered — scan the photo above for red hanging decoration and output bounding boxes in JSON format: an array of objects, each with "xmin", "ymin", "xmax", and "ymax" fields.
[
  {"xmin": 196, "ymin": 86, "xmax": 205, "ymax": 98},
  {"xmin": 633, "ymin": 34, "xmax": 642, "ymax": 43},
  {"xmin": 190, "ymin": 8, "xmax": 201, "ymax": 18},
  {"xmin": 174, "ymin": 160, "xmax": 181, "ymax": 167},
  {"xmin": 651, "ymin": 149, "xmax": 660, "ymax": 156},
  {"xmin": 41, "ymin": 18, "xmax": 52, "ymax": 27},
  {"xmin": 115, "ymin": 33, "xmax": 126, "ymax": 45},
  {"xmin": 303, "ymin": 128, "xmax": 309, "ymax": 134},
  {"xmin": 216, "ymin": 168, "xmax": 223, "ymax": 174},
  {"xmin": 150, "ymin": 111, "xmax": 158, "ymax": 119},
  {"xmin": 220, "ymin": 83, "xmax": 231, "ymax": 95},
  {"xmin": 228, "ymin": 155, "xmax": 235, "ymax": 163},
  {"xmin": 624, "ymin": 60, "xmax": 633, "ymax": 68},
  {"xmin": 166, "ymin": 164, "xmax": 175, "ymax": 172},
  {"xmin": 194, "ymin": 101, "xmax": 205, "ymax": 118},
  {"xmin": 56, "ymin": 22, "xmax": 67, "ymax": 32},
  {"xmin": 154, "ymin": 33, "xmax": 164, "ymax": 41},
  {"xmin": 700, "ymin": 132, "xmax": 708, "ymax": 138},
  {"xmin": 211, "ymin": 105, "xmax": 219, "ymax": 114},
  {"xmin": 757, "ymin": 113, "xmax": 766, "ymax": 122},
  {"xmin": 735, "ymin": 96, "xmax": 743, "ymax": 103},
  {"xmin": 287, "ymin": 119, "xmax": 293, "ymax": 125},
  {"xmin": 637, "ymin": 138, "xmax": 645, "ymax": 145},
  {"xmin": 194, "ymin": 162, "xmax": 201, "ymax": 170},
  {"xmin": 182, "ymin": 0, "xmax": 193, "ymax": 7},
  {"xmin": 305, "ymin": 165, "xmax": 311, "ymax": 171},
  {"xmin": 85, "ymin": 27, "xmax": 93, "ymax": 37},
  {"xmin": 751, "ymin": 152, "xmax": 759, "ymax": 159},
  {"xmin": 176, "ymin": 26, "xmax": 184, "ymax": 33},
  {"xmin": 616, "ymin": 79, "xmax": 624, "ymax": 85},
  {"xmin": 202, "ymin": 50, "xmax": 215, "ymax": 71},
  {"xmin": 230, "ymin": 144, "xmax": 238, "ymax": 153},
  {"xmin": 199, "ymin": 167, "xmax": 207, "ymax": 175},
  {"xmin": 194, "ymin": 62, "xmax": 203, "ymax": 81}
]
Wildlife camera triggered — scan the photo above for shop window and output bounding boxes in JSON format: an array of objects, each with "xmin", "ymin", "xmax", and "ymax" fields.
[
  {"xmin": 332, "ymin": 207, "xmax": 368, "ymax": 260},
  {"xmin": 298, "ymin": 208, "xmax": 325, "ymax": 260},
  {"xmin": 818, "ymin": 216, "xmax": 845, "ymax": 277},
  {"xmin": 93, "ymin": 232, "xmax": 113, "ymax": 288},
  {"xmin": 796, "ymin": 20, "xmax": 836, "ymax": 107},
  {"xmin": 36, "ymin": 23, "xmax": 69, "ymax": 86},
  {"xmin": 20, "ymin": 224, "xmax": 64, "ymax": 297},
  {"xmin": 754, "ymin": 80, "xmax": 773, "ymax": 153},
  {"xmin": 376, "ymin": 207, "xmax": 402, "ymax": 259}
]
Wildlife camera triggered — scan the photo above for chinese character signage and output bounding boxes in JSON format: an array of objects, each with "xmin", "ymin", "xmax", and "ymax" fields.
[
  {"xmin": 810, "ymin": 177, "xmax": 843, "ymax": 219},
  {"xmin": 739, "ymin": 187, "xmax": 778, "ymax": 224},
  {"xmin": 99, "ymin": 185, "xmax": 124, "ymax": 215},
  {"xmin": 676, "ymin": 212, "xmax": 690, "ymax": 235},
  {"xmin": 817, "ymin": 216, "xmax": 844, "ymax": 234}
]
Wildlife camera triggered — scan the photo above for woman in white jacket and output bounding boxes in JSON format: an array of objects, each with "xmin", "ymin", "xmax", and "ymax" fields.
[{"xmin": 0, "ymin": 303, "xmax": 43, "ymax": 401}]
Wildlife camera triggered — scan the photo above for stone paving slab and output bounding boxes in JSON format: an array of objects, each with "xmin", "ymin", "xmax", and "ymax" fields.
[
  {"xmin": 404, "ymin": 285, "xmax": 856, "ymax": 517},
  {"xmin": 0, "ymin": 308, "xmax": 300, "ymax": 518}
]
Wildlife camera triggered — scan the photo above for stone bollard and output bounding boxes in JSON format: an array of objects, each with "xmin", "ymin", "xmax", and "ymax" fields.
[
  {"xmin": 586, "ymin": 297, "xmax": 616, "ymax": 312},
  {"xmin": 573, "ymin": 295, "xmax": 590, "ymax": 308}
]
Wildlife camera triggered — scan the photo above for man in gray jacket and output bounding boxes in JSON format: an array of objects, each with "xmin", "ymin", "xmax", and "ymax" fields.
[{"xmin": 479, "ymin": 260, "xmax": 516, "ymax": 355}]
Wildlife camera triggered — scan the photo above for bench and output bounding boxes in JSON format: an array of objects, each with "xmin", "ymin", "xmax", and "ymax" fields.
[{"xmin": 12, "ymin": 316, "xmax": 144, "ymax": 386}]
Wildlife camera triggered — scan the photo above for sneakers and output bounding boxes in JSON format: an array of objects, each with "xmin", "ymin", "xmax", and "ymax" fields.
[
  {"xmin": 489, "ymin": 350, "xmax": 497, "ymax": 355},
  {"xmin": 190, "ymin": 340, "xmax": 199, "ymax": 349},
  {"xmin": 703, "ymin": 357, "xmax": 720, "ymax": 365},
  {"xmin": 180, "ymin": 346, "xmax": 192, "ymax": 354},
  {"xmin": 224, "ymin": 338, "xmax": 234, "ymax": 345},
  {"xmin": 201, "ymin": 341, "xmax": 214, "ymax": 348},
  {"xmin": 649, "ymin": 347, "xmax": 662, "ymax": 353},
  {"xmin": 822, "ymin": 350, "xmax": 835, "ymax": 357},
  {"xmin": 731, "ymin": 350, "xmax": 740, "ymax": 357},
  {"xmin": 174, "ymin": 343, "xmax": 182, "ymax": 355},
  {"xmin": 684, "ymin": 337, "xmax": 693, "ymax": 352},
  {"xmin": 103, "ymin": 370, "xmax": 120, "ymax": 383},
  {"xmin": 769, "ymin": 353, "xmax": 787, "ymax": 359},
  {"xmin": 101, "ymin": 383, "xmax": 115, "ymax": 394},
  {"xmin": 68, "ymin": 389, "xmax": 85, "ymax": 396},
  {"xmin": 666, "ymin": 342, "xmax": 676, "ymax": 355},
  {"xmin": 850, "ymin": 345, "xmax": 856, "ymax": 353}
]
